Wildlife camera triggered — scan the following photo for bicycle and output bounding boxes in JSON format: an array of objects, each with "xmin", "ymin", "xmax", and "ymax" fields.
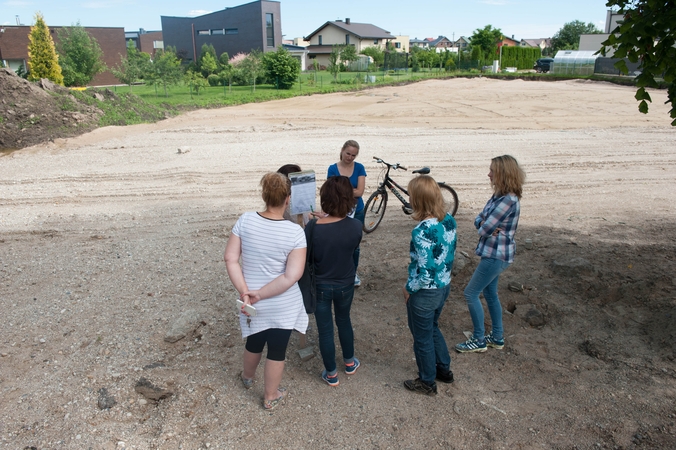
[{"xmin": 362, "ymin": 157, "xmax": 459, "ymax": 233}]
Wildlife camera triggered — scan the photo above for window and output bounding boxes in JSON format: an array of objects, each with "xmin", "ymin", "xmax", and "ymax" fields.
[
  {"xmin": 197, "ymin": 30, "xmax": 210, "ymax": 36},
  {"xmin": 266, "ymin": 13, "xmax": 274, "ymax": 47},
  {"xmin": 345, "ymin": 34, "xmax": 350, "ymax": 45},
  {"xmin": 395, "ymin": 42, "xmax": 401, "ymax": 49},
  {"xmin": 374, "ymin": 39, "xmax": 379, "ymax": 45},
  {"xmin": 211, "ymin": 29, "xmax": 224, "ymax": 35},
  {"xmin": 225, "ymin": 28, "xmax": 238, "ymax": 35},
  {"xmin": 318, "ymin": 35, "xmax": 322, "ymax": 45}
]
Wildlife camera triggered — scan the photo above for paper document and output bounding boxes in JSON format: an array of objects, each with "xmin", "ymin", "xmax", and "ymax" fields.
[{"xmin": 288, "ymin": 170, "xmax": 316, "ymax": 215}]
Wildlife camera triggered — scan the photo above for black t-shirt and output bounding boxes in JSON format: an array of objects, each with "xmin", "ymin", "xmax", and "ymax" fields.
[{"xmin": 308, "ymin": 217, "xmax": 363, "ymax": 286}]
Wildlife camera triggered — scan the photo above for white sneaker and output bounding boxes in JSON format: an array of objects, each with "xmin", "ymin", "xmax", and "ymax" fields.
[{"xmin": 354, "ymin": 274, "xmax": 362, "ymax": 287}]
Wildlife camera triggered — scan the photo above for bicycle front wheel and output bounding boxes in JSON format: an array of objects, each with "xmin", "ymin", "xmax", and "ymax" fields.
[
  {"xmin": 363, "ymin": 190, "xmax": 388, "ymax": 233},
  {"xmin": 438, "ymin": 183, "xmax": 459, "ymax": 217}
]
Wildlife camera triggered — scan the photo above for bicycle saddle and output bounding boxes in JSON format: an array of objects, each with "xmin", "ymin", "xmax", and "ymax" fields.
[{"xmin": 412, "ymin": 167, "xmax": 430, "ymax": 175}]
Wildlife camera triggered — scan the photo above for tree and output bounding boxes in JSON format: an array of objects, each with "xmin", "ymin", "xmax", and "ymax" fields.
[
  {"xmin": 57, "ymin": 22, "xmax": 106, "ymax": 86},
  {"xmin": 361, "ymin": 46, "xmax": 384, "ymax": 69},
  {"xmin": 145, "ymin": 48, "xmax": 183, "ymax": 97},
  {"xmin": 328, "ymin": 45, "xmax": 341, "ymax": 80},
  {"xmin": 262, "ymin": 46, "xmax": 300, "ymax": 89},
  {"xmin": 551, "ymin": 20, "xmax": 601, "ymax": 53},
  {"xmin": 111, "ymin": 40, "xmax": 151, "ymax": 92},
  {"xmin": 238, "ymin": 50, "xmax": 265, "ymax": 91},
  {"xmin": 340, "ymin": 44, "xmax": 359, "ymax": 71},
  {"xmin": 601, "ymin": 1, "xmax": 675, "ymax": 125},
  {"xmin": 470, "ymin": 25, "xmax": 503, "ymax": 61},
  {"xmin": 27, "ymin": 12, "xmax": 64, "ymax": 84},
  {"xmin": 198, "ymin": 43, "xmax": 218, "ymax": 77},
  {"xmin": 184, "ymin": 70, "xmax": 209, "ymax": 96}
]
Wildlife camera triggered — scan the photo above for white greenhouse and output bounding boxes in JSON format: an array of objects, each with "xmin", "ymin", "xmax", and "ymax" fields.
[{"xmin": 550, "ymin": 50, "xmax": 599, "ymax": 75}]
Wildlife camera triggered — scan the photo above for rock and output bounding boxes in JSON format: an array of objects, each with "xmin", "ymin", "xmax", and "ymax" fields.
[
  {"xmin": 297, "ymin": 346, "xmax": 315, "ymax": 362},
  {"xmin": 514, "ymin": 304, "xmax": 546, "ymax": 327},
  {"xmin": 452, "ymin": 253, "xmax": 468, "ymax": 276},
  {"xmin": 94, "ymin": 93, "xmax": 105, "ymax": 101},
  {"xmin": 550, "ymin": 257, "xmax": 597, "ymax": 277},
  {"xmin": 177, "ymin": 147, "xmax": 191, "ymax": 154},
  {"xmin": 508, "ymin": 281, "xmax": 523, "ymax": 292},
  {"xmin": 164, "ymin": 309, "xmax": 202, "ymax": 343},
  {"xmin": 134, "ymin": 377, "xmax": 174, "ymax": 401},
  {"xmin": 97, "ymin": 387, "xmax": 116, "ymax": 409}
]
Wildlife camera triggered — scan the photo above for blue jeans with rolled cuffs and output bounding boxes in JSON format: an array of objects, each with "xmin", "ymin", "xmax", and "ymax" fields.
[
  {"xmin": 406, "ymin": 285, "xmax": 452, "ymax": 385},
  {"xmin": 464, "ymin": 257, "xmax": 511, "ymax": 341},
  {"xmin": 314, "ymin": 283, "xmax": 356, "ymax": 375}
]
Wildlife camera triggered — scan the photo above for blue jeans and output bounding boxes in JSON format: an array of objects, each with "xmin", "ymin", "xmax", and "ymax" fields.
[
  {"xmin": 464, "ymin": 257, "xmax": 511, "ymax": 341},
  {"xmin": 406, "ymin": 286, "xmax": 451, "ymax": 385},
  {"xmin": 353, "ymin": 208, "xmax": 364, "ymax": 270},
  {"xmin": 314, "ymin": 283, "xmax": 356, "ymax": 374}
]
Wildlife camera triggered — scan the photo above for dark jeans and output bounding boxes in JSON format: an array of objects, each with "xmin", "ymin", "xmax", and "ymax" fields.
[
  {"xmin": 406, "ymin": 286, "xmax": 451, "ymax": 384},
  {"xmin": 314, "ymin": 283, "xmax": 355, "ymax": 374},
  {"xmin": 353, "ymin": 208, "xmax": 364, "ymax": 270}
]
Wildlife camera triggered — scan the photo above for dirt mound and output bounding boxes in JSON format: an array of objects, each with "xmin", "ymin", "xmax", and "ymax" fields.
[{"xmin": 0, "ymin": 68, "xmax": 102, "ymax": 150}]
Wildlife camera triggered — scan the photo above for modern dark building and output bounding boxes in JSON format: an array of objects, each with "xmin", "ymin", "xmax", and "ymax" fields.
[{"xmin": 161, "ymin": 0, "xmax": 282, "ymax": 62}]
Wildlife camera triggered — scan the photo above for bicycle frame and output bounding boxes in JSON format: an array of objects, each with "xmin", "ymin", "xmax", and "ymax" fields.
[{"xmin": 376, "ymin": 164, "xmax": 411, "ymax": 207}]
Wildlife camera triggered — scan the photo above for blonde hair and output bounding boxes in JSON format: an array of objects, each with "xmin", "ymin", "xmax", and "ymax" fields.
[
  {"xmin": 408, "ymin": 175, "xmax": 446, "ymax": 222},
  {"xmin": 260, "ymin": 172, "xmax": 291, "ymax": 207},
  {"xmin": 491, "ymin": 155, "xmax": 525, "ymax": 199},
  {"xmin": 339, "ymin": 140, "xmax": 360, "ymax": 161}
]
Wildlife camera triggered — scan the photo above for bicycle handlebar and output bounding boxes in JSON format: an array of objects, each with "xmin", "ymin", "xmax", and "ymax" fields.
[{"xmin": 372, "ymin": 156, "xmax": 407, "ymax": 171}]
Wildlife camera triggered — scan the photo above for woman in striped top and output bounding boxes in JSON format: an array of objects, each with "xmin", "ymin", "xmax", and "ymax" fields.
[
  {"xmin": 455, "ymin": 155, "xmax": 525, "ymax": 354},
  {"xmin": 224, "ymin": 172, "xmax": 308, "ymax": 410}
]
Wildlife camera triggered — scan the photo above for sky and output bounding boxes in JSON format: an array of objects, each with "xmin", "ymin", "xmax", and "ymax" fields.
[{"xmin": 1, "ymin": 0, "xmax": 611, "ymax": 40}]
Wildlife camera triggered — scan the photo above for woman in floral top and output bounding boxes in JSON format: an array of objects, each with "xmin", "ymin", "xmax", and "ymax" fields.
[
  {"xmin": 456, "ymin": 155, "xmax": 525, "ymax": 353},
  {"xmin": 402, "ymin": 175, "xmax": 457, "ymax": 396}
]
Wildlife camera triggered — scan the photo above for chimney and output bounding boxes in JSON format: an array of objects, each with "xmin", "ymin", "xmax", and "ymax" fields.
[{"xmin": 346, "ymin": 18, "xmax": 350, "ymax": 24}]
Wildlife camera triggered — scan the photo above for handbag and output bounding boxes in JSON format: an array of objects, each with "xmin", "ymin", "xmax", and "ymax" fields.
[{"xmin": 298, "ymin": 219, "xmax": 317, "ymax": 314}]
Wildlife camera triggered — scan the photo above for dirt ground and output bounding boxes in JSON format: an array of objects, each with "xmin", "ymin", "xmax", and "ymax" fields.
[{"xmin": 1, "ymin": 77, "xmax": 675, "ymax": 449}]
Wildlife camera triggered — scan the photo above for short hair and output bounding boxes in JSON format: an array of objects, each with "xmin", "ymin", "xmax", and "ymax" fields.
[
  {"xmin": 339, "ymin": 140, "xmax": 360, "ymax": 161},
  {"xmin": 277, "ymin": 164, "xmax": 301, "ymax": 177},
  {"xmin": 408, "ymin": 175, "xmax": 446, "ymax": 222},
  {"xmin": 320, "ymin": 176, "xmax": 355, "ymax": 218},
  {"xmin": 260, "ymin": 172, "xmax": 291, "ymax": 207},
  {"xmin": 491, "ymin": 155, "xmax": 525, "ymax": 199}
]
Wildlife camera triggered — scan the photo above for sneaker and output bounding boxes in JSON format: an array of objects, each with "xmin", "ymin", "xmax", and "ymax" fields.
[
  {"xmin": 436, "ymin": 367, "xmax": 454, "ymax": 384},
  {"xmin": 354, "ymin": 274, "xmax": 362, "ymax": 287},
  {"xmin": 455, "ymin": 336, "xmax": 487, "ymax": 353},
  {"xmin": 321, "ymin": 370, "xmax": 339, "ymax": 387},
  {"xmin": 345, "ymin": 357, "xmax": 360, "ymax": 375},
  {"xmin": 485, "ymin": 332, "xmax": 505, "ymax": 349},
  {"xmin": 404, "ymin": 378, "xmax": 437, "ymax": 396}
]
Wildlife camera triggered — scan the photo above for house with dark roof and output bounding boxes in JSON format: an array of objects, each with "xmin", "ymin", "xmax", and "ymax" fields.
[
  {"xmin": 426, "ymin": 36, "xmax": 454, "ymax": 52},
  {"xmin": 520, "ymin": 38, "xmax": 551, "ymax": 53},
  {"xmin": 454, "ymin": 36, "xmax": 472, "ymax": 49},
  {"xmin": 303, "ymin": 18, "xmax": 395, "ymax": 67},
  {"xmin": 409, "ymin": 38, "xmax": 430, "ymax": 49}
]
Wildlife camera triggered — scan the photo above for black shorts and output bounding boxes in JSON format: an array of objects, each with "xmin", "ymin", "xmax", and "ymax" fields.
[{"xmin": 245, "ymin": 328, "xmax": 292, "ymax": 361}]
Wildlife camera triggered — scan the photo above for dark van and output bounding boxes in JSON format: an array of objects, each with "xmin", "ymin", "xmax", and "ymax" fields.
[{"xmin": 534, "ymin": 58, "xmax": 554, "ymax": 73}]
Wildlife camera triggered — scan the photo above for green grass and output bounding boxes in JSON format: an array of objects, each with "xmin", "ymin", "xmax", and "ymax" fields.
[{"xmin": 71, "ymin": 69, "xmax": 647, "ymax": 127}]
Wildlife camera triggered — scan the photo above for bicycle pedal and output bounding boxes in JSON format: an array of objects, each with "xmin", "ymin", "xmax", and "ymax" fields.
[{"xmin": 402, "ymin": 205, "xmax": 413, "ymax": 215}]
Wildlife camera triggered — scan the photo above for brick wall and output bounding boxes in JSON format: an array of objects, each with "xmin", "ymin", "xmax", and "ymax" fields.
[{"xmin": 0, "ymin": 25, "xmax": 126, "ymax": 86}]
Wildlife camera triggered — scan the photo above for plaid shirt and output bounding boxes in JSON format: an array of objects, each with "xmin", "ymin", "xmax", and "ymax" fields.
[{"xmin": 474, "ymin": 194, "xmax": 520, "ymax": 263}]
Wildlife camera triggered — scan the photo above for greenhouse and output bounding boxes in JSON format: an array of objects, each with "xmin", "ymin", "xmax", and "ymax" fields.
[{"xmin": 550, "ymin": 50, "xmax": 599, "ymax": 75}]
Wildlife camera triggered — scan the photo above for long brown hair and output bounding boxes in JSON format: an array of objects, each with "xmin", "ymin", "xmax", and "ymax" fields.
[
  {"xmin": 408, "ymin": 175, "xmax": 446, "ymax": 222},
  {"xmin": 491, "ymin": 155, "xmax": 525, "ymax": 199}
]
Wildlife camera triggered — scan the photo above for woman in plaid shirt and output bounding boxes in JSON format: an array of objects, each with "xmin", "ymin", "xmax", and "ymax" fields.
[{"xmin": 456, "ymin": 155, "xmax": 525, "ymax": 353}]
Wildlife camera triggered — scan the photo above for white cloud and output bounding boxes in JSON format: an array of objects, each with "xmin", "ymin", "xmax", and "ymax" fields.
[{"xmin": 187, "ymin": 10, "xmax": 211, "ymax": 17}]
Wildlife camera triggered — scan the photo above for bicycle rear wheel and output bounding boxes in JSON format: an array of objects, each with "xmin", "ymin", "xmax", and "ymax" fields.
[
  {"xmin": 438, "ymin": 183, "xmax": 459, "ymax": 217},
  {"xmin": 363, "ymin": 190, "xmax": 388, "ymax": 233}
]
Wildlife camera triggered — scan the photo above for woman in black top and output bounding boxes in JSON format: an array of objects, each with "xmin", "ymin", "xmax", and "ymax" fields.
[{"xmin": 308, "ymin": 176, "xmax": 363, "ymax": 387}]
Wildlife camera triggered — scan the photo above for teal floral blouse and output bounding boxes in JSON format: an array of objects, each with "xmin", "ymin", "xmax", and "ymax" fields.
[{"xmin": 406, "ymin": 214, "xmax": 457, "ymax": 294}]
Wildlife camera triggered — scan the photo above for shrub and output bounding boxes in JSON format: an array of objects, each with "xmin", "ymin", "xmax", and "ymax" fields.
[{"xmin": 207, "ymin": 74, "xmax": 220, "ymax": 86}]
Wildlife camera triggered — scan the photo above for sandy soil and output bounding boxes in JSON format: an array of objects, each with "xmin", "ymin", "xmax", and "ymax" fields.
[{"xmin": 1, "ymin": 78, "xmax": 676, "ymax": 449}]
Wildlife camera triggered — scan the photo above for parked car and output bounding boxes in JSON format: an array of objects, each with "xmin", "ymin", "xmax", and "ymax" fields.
[{"xmin": 534, "ymin": 58, "xmax": 554, "ymax": 73}]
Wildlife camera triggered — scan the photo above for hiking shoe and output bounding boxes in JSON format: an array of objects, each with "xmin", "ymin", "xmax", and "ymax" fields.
[
  {"xmin": 436, "ymin": 367, "xmax": 454, "ymax": 384},
  {"xmin": 455, "ymin": 337, "xmax": 487, "ymax": 353},
  {"xmin": 404, "ymin": 378, "xmax": 437, "ymax": 396},
  {"xmin": 354, "ymin": 274, "xmax": 362, "ymax": 287},
  {"xmin": 485, "ymin": 332, "xmax": 505, "ymax": 349},
  {"xmin": 321, "ymin": 370, "xmax": 340, "ymax": 386},
  {"xmin": 345, "ymin": 357, "xmax": 360, "ymax": 375}
]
